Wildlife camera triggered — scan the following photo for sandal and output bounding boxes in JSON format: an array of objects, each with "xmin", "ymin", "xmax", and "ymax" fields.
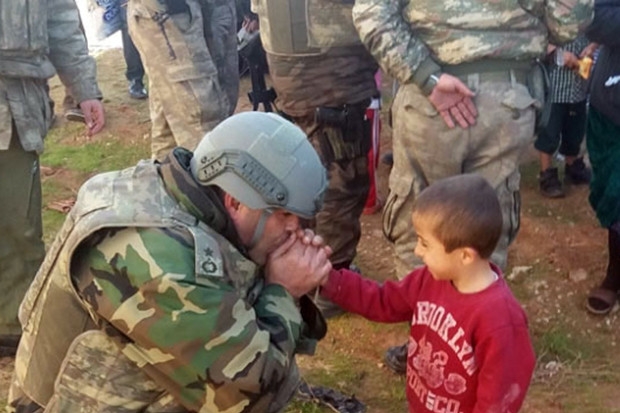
[{"xmin": 586, "ymin": 287, "xmax": 618, "ymax": 315}]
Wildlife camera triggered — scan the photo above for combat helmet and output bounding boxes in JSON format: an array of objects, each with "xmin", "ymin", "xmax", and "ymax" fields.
[{"xmin": 190, "ymin": 112, "xmax": 328, "ymax": 219}]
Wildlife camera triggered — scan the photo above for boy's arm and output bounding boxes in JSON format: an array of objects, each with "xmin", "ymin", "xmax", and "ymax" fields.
[
  {"xmin": 321, "ymin": 268, "xmax": 423, "ymax": 323},
  {"xmin": 472, "ymin": 322, "xmax": 536, "ymax": 413}
]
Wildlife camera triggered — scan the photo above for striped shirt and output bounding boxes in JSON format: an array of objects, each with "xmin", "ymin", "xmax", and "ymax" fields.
[{"xmin": 548, "ymin": 35, "xmax": 590, "ymax": 103}]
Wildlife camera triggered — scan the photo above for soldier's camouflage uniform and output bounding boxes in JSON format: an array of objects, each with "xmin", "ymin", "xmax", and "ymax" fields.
[
  {"xmin": 353, "ymin": 0, "xmax": 594, "ymax": 276},
  {"xmin": 0, "ymin": 0, "xmax": 101, "ymax": 337},
  {"xmin": 9, "ymin": 149, "xmax": 324, "ymax": 412},
  {"xmin": 252, "ymin": 0, "xmax": 378, "ymax": 272},
  {"xmin": 127, "ymin": 0, "xmax": 238, "ymax": 160}
]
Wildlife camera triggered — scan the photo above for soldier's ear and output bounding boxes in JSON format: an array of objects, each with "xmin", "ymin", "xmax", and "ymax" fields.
[{"xmin": 223, "ymin": 192, "xmax": 242, "ymax": 214}]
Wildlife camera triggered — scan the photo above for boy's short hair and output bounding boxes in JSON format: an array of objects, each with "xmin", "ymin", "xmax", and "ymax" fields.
[{"xmin": 412, "ymin": 174, "xmax": 502, "ymax": 258}]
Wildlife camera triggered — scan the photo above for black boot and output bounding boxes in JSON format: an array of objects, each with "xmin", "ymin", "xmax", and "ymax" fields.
[
  {"xmin": 564, "ymin": 157, "xmax": 592, "ymax": 185},
  {"xmin": 539, "ymin": 167, "xmax": 564, "ymax": 198}
]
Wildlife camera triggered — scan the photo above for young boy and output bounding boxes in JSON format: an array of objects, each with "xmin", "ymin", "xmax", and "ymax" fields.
[{"xmin": 320, "ymin": 174, "xmax": 536, "ymax": 413}]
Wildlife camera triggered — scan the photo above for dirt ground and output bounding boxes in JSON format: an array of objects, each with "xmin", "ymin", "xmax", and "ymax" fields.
[{"xmin": 0, "ymin": 48, "xmax": 618, "ymax": 412}]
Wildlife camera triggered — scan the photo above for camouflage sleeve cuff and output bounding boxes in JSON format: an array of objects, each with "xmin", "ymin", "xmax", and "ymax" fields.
[
  {"xmin": 254, "ymin": 283, "xmax": 303, "ymax": 340},
  {"xmin": 413, "ymin": 57, "xmax": 442, "ymax": 95}
]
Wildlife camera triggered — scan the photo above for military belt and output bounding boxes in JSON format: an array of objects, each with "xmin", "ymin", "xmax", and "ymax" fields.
[{"xmin": 443, "ymin": 59, "xmax": 533, "ymax": 85}]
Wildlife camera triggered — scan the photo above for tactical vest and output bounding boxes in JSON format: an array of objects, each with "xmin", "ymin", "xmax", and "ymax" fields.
[
  {"xmin": 14, "ymin": 160, "xmax": 254, "ymax": 408},
  {"xmin": 251, "ymin": 0, "xmax": 361, "ymax": 56},
  {"xmin": 0, "ymin": 0, "xmax": 56, "ymax": 78}
]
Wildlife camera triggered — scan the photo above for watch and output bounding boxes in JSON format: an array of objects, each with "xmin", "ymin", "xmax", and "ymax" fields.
[{"xmin": 422, "ymin": 73, "xmax": 441, "ymax": 95}]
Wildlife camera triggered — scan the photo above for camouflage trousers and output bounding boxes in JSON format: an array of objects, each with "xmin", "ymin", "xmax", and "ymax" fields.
[
  {"xmin": 384, "ymin": 78, "xmax": 536, "ymax": 278},
  {"xmin": 292, "ymin": 108, "xmax": 370, "ymax": 268},
  {"xmin": 0, "ymin": 128, "xmax": 45, "ymax": 335},
  {"xmin": 9, "ymin": 330, "xmax": 188, "ymax": 413},
  {"xmin": 127, "ymin": 0, "xmax": 238, "ymax": 160}
]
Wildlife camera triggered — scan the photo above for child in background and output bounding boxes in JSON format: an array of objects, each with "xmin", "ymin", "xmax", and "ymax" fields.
[{"xmin": 321, "ymin": 174, "xmax": 535, "ymax": 413}]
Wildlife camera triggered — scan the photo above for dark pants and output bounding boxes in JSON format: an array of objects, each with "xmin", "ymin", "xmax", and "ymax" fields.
[
  {"xmin": 0, "ymin": 126, "xmax": 45, "ymax": 335},
  {"xmin": 292, "ymin": 107, "xmax": 370, "ymax": 268},
  {"xmin": 121, "ymin": 5, "xmax": 145, "ymax": 83},
  {"xmin": 534, "ymin": 100, "xmax": 587, "ymax": 156}
]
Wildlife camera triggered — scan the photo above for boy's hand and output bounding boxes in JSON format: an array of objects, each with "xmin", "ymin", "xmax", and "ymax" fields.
[{"xmin": 265, "ymin": 234, "xmax": 332, "ymax": 298}]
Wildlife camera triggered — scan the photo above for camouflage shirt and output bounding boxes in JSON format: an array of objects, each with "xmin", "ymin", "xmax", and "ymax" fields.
[
  {"xmin": 267, "ymin": 46, "xmax": 378, "ymax": 116},
  {"xmin": 71, "ymin": 149, "xmax": 316, "ymax": 412},
  {"xmin": 352, "ymin": 0, "xmax": 594, "ymax": 90},
  {"xmin": 12, "ymin": 149, "xmax": 320, "ymax": 413},
  {"xmin": 0, "ymin": 0, "xmax": 102, "ymax": 153}
]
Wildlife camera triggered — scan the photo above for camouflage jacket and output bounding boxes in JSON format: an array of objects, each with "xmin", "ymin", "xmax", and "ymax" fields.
[
  {"xmin": 14, "ymin": 150, "xmax": 316, "ymax": 412},
  {"xmin": 0, "ymin": 0, "xmax": 101, "ymax": 153},
  {"xmin": 352, "ymin": 0, "xmax": 594, "ymax": 92},
  {"xmin": 252, "ymin": 0, "xmax": 378, "ymax": 115}
]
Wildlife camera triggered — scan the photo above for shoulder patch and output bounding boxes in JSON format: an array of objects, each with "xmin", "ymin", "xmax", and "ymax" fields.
[{"xmin": 187, "ymin": 226, "xmax": 224, "ymax": 281}]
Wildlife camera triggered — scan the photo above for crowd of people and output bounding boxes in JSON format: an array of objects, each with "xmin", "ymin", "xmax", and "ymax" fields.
[{"xmin": 0, "ymin": 0, "xmax": 618, "ymax": 412}]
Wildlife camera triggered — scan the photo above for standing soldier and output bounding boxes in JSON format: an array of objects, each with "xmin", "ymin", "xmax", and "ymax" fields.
[
  {"xmin": 126, "ymin": 0, "xmax": 239, "ymax": 160},
  {"xmin": 252, "ymin": 0, "xmax": 379, "ymax": 315},
  {"xmin": 0, "ymin": 0, "xmax": 105, "ymax": 356},
  {"xmin": 351, "ymin": 0, "xmax": 593, "ymax": 373}
]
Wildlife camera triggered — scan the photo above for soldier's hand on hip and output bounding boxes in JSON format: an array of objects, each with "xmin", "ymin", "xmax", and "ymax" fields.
[{"xmin": 428, "ymin": 74, "xmax": 477, "ymax": 129}]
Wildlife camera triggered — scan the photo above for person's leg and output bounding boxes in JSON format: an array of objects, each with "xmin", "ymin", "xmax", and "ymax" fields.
[
  {"xmin": 295, "ymin": 107, "xmax": 370, "ymax": 317},
  {"xmin": 127, "ymin": 0, "xmax": 233, "ymax": 158},
  {"xmin": 561, "ymin": 100, "xmax": 590, "ymax": 184},
  {"xmin": 587, "ymin": 224, "xmax": 620, "ymax": 313},
  {"xmin": 0, "ymin": 126, "xmax": 45, "ymax": 353},
  {"xmin": 585, "ymin": 107, "xmax": 620, "ymax": 314},
  {"xmin": 201, "ymin": 0, "xmax": 239, "ymax": 116},
  {"xmin": 121, "ymin": 4, "xmax": 147, "ymax": 99},
  {"xmin": 464, "ymin": 80, "xmax": 536, "ymax": 269},
  {"xmin": 534, "ymin": 103, "xmax": 564, "ymax": 197}
]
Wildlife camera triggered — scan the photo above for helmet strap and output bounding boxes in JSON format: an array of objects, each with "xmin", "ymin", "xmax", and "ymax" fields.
[{"xmin": 248, "ymin": 209, "xmax": 273, "ymax": 249}]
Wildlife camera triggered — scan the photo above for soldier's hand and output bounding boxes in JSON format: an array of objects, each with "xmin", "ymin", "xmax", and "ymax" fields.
[
  {"xmin": 79, "ymin": 99, "xmax": 105, "ymax": 136},
  {"xmin": 295, "ymin": 228, "xmax": 333, "ymax": 257},
  {"xmin": 428, "ymin": 74, "xmax": 477, "ymax": 129},
  {"xmin": 265, "ymin": 234, "xmax": 332, "ymax": 298}
]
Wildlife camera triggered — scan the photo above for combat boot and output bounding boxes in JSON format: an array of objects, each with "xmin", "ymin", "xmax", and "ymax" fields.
[
  {"xmin": 539, "ymin": 167, "xmax": 564, "ymax": 198},
  {"xmin": 564, "ymin": 157, "xmax": 591, "ymax": 185}
]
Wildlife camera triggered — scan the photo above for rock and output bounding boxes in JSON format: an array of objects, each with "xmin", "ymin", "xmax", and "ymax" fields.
[
  {"xmin": 507, "ymin": 266, "xmax": 532, "ymax": 281},
  {"xmin": 568, "ymin": 268, "xmax": 588, "ymax": 283}
]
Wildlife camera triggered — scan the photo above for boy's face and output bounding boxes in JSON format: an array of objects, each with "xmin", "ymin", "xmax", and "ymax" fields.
[{"xmin": 413, "ymin": 217, "xmax": 461, "ymax": 281}]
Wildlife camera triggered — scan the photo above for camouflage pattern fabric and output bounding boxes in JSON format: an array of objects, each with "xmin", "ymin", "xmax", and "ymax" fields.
[
  {"xmin": 127, "ymin": 0, "xmax": 238, "ymax": 160},
  {"xmin": 352, "ymin": 0, "xmax": 593, "ymax": 89},
  {"xmin": 384, "ymin": 81, "xmax": 536, "ymax": 277},
  {"xmin": 266, "ymin": 46, "xmax": 377, "ymax": 117},
  {"xmin": 252, "ymin": 0, "xmax": 362, "ymax": 55},
  {"xmin": 10, "ymin": 150, "xmax": 314, "ymax": 413},
  {"xmin": 352, "ymin": 0, "xmax": 592, "ymax": 275},
  {"xmin": 290, "ymin": 113, "xmax": 370, "ymax": 268},
  {"xmin": 264, "ymin": 45, "xmax": 377, "ymax": 270}
]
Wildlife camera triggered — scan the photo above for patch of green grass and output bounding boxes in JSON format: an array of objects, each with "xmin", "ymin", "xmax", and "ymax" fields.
[
  {"xmin": 284, "ymin": 398, "xmax": 330, "ymax": 413},
  {"xmin": 534, "ymin": 326, "xmax": 585, "ymax": 364},
  {"xmin": 42, "ymin": 132, "xmax": 148, "ymax": 174},
  {"xmin": 42, "ymin": 209, "xmax": 66, "ymax": 245}
]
